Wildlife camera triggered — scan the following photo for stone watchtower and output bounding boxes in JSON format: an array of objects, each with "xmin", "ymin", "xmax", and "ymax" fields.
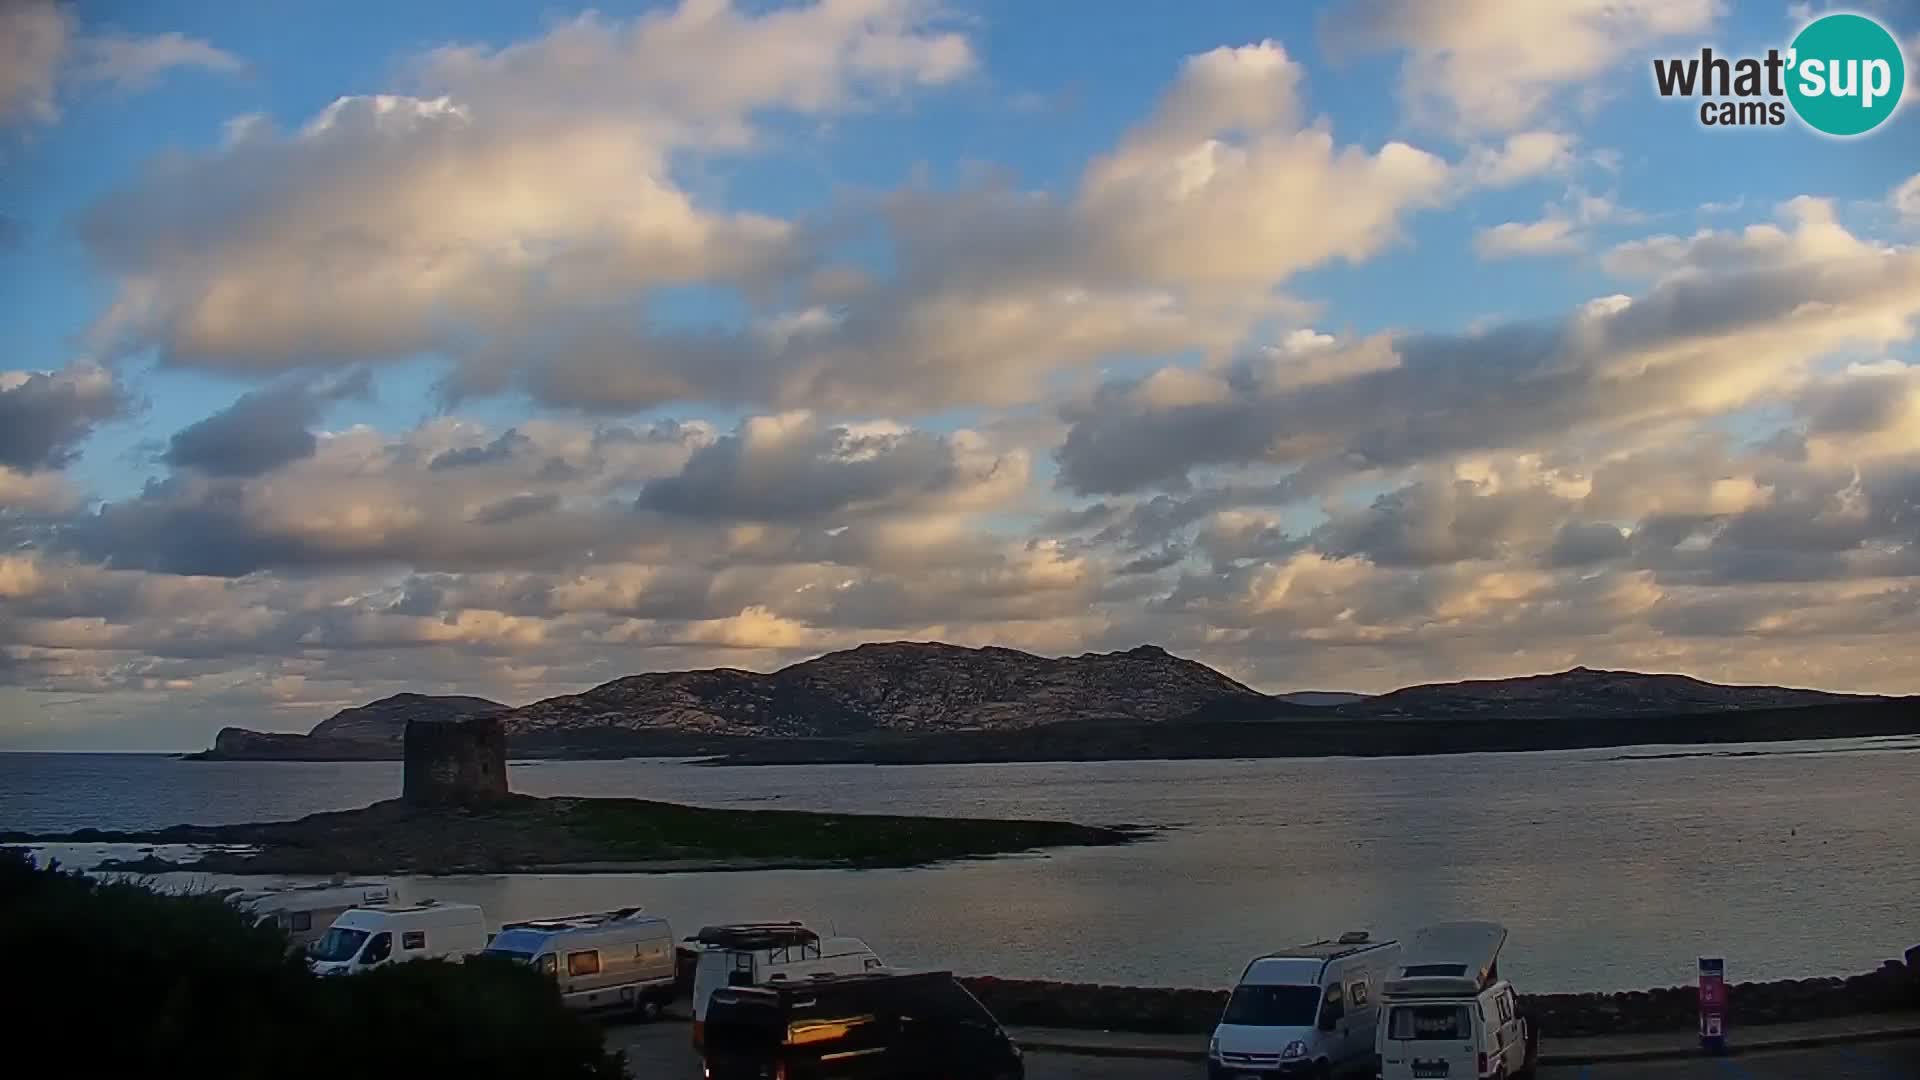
[{"xmin": 402, "ymin": 715, "xmax": 509, "ymax": 806}]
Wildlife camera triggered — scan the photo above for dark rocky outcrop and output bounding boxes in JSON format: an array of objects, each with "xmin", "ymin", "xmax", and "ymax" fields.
[
  {"xmin": 403, "ymin": 716, "xmax": 509, "ymax": 806},
  {"xmin": 186, "ymin": 693, "xmax": 508, "ymax": 761},
  {"xmin": 313, "ymin": 693, "xmax": 508, "ymax": 744},
  {"xmin": 191, "ymin": 728, "xmax": 401, "ymax": 762},
  {"xmin": 959, "ymin": 960, "xmax": 1920, "ymax": 1037}
]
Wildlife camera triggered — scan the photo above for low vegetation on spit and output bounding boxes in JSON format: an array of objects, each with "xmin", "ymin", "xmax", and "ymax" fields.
[
  {"xmin": 0, "ymin": 849, "xmax": 625, "ymax": 1079},
  {"xmin": 6, "ymin": 794, "xmax": 1143, "ymax": 875}
]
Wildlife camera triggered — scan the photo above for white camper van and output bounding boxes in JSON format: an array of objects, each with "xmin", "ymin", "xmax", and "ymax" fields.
[
  {"xmin": 230, "ymin": 881, "xmax": 395, "ymax": 952},
  {"xmin": 1377, "ymin": 922, "xmax": 1537, "ymax": 1080},
  {"xmin": 1209, "ymin": 931, "xmax": 1401, "ymax": 1079},
  {"xmin": 484, "ymin": 907, "xmax": 677, "ymax": 1019},
  {"xmin": 684, "ymin": 923, "xmax": 885, "ymax": 1043},
  {"xmin": 308, "ymin": 901, "xmax": 488, "ymax": 975}
]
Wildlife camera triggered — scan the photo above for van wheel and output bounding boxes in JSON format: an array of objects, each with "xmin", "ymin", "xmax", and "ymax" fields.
[
  {"xmin": 635, "ymin": 997, "xmax": 663, "ymax": 1022},
  {"xmin": 1312, "ymin": 1062, "xmax": 1332, "ymax": 1080}
]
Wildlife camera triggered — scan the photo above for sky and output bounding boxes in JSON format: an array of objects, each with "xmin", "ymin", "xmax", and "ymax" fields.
[{"xmin": 4, "ymin": 0, "xmax": 1920, "ymax": 751}]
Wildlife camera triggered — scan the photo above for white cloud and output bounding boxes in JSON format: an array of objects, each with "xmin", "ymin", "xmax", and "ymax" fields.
[
  {"xmin": 0, "ymin": 0, "xmax": 69, "ymax": 125},
  {"xmin": 1323, "ymin": 0, "xmax": 1723, "ymax": 132},
  {"xmin": 85, "ymin": 31, "xmax": 1457, "ymax": 417},
  {"xmin": 1894, "ymin": 173, "xmax": 1920, "ymax": 223},
  {"xmin": 1475, "ymin": 217, "xmax": 1580, "ymax": 259},
  {"xmin": 1469, "ymin": 131, "xmax": 1577, "ymax": 186},
  {"xmin": 75, "ymin": 30, "xmax": 246, "ymax": 91}
]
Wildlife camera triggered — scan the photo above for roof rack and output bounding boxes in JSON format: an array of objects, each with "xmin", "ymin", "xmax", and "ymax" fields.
[
  {"xmin": 501, "ymin": 906, "xmax": 649, "ymax": 932},
  {"xmin": 686, "ymin": 922, "xmax": 821, "ymax": 950}
]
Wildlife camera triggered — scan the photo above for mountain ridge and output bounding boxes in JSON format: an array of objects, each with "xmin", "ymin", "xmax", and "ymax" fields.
[{"xmin": 185, "ymin": 644, "xmax": 1893, "ymax": 759}]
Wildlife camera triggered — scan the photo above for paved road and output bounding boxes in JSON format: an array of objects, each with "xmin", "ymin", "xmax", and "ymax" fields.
[{"xmin": 614, "ymin": 1022, "xmax": 1920, "ymax": 1078}]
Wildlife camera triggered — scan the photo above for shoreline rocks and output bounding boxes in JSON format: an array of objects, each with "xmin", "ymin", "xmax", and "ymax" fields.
[{"xmin": 959, "ymin": 959, "xmax": 1918, "ymax": 1037}]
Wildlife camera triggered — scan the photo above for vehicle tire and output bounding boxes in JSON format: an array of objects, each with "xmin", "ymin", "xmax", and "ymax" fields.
[
  {"xmin": 635, "ymin": 996, "xmax": 663, "ymax": 1022},
  {"xmin": 1313, "ymin": 1061, "xmax": 1332, "ymax": 1080}
]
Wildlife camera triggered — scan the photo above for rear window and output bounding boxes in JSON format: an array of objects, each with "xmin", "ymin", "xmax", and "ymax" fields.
[
  {"xmin": 704, "ymin": 995, "xmax": 786, "ymax": 1051},
  {"xmin": 1222, "ymin": 983, "xmax": 1321, "ymax": 1027},
  {"xmin": 1388, "ymin": 1005, "xmax": 1473, "ymax": 1041},
  {"xmin": 892, "ymin": 976, "xmax": 996, "ymax": 1026}
]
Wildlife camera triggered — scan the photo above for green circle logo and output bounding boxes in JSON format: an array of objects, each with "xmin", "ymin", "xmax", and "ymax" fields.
[{"xmin": 1786, "ymin": 13, "xmax": 1906, "ymax": 136}]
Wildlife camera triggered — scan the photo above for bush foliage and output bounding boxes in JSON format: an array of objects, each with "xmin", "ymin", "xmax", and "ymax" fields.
[{"xmin": 0, "ymin": 849, "xmax": 625, "ymax": 1079}]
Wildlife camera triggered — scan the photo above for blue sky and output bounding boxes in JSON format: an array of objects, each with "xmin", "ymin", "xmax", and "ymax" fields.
[{"xmin": 5, "ymin": 0, "xmax": 1920, "ymax": 749}]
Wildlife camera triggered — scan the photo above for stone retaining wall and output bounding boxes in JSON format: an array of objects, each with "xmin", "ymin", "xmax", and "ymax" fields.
[{"xmin": 960, "ymin": 959, "xmax": 1918, "ymax": 1037}]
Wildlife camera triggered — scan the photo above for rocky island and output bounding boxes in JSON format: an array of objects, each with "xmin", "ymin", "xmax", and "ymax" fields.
[{"xmin": 24, "ymin": 713, "xmax": 1141, "ymax": 875}]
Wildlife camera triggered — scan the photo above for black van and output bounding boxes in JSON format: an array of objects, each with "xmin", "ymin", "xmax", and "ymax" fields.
[{"xmin": 701, "ymin": 970, "xmax": 1025, "ymax": 1080}]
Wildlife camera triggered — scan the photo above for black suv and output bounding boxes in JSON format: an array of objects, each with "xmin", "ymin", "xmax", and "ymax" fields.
[{"xmin": 701, "ymin": 970, "xmax": 1026, "ymax": 1080}]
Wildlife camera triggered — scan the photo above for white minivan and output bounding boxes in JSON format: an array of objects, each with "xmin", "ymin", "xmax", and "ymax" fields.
[
  {"xmin": 484, "ymin": 906, "xmax": 678, "ymax": 1019},
  {"xmin": 1377, "ymin": 922, "xmax": 1537, "ymax": 1080},
  {"xmin": 1209, "ymin": 931, "xmax": 1401, "ymax": 1079},
  {"xmin": 683, "ymin": 923, "xmax": 885, "ymax": 1044},
  {"xmin": 308, "ymin": 901, "xmax": 488, "ymax": 975}
]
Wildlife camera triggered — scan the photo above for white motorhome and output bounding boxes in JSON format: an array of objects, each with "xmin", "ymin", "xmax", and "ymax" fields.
[
  {"xmin": 1208, "ymin": 931, "xmax": 1401, "ymax": 1079},
  {"xmin": 230, "ymin": 881, "xmax": 396, "ymax": 952},
  {"xmin": 683, "ymin": 923, "xmax": 885, "ymax": 1044},
  {"xmin": 484, "ymin": 907, "xmax": 677, "ymax": 1019},
  {"xmin": 308, "ymin": 901, "xmax": 488, "ymax": 975},
  {"xmin": 1377, "ymin": 922, "xmax": 1537, "ymax": 1080}
]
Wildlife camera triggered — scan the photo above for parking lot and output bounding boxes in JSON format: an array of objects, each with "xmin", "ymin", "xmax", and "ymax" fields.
[{"xmin": 613, "ymin": 1021, "xmax": 1920, "ymax": 1079}]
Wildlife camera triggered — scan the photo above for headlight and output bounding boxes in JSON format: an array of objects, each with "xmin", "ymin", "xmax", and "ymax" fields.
[
  {"xmin": 1208, "ymin": 1035, "xmax": 1220, "ymax": 1059},
  {"xmin": 1282, "ymin": 1039, "xmax": 1309, "ymax": 1059}
]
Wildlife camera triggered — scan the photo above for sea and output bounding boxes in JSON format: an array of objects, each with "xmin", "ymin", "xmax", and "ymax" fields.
[{"xmin": 4, "ymin": 735, "xmax": 1918, "ymax": 995}]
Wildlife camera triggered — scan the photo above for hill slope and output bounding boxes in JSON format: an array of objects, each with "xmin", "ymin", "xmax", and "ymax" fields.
[
  {"xmin": 1336, "ymin": 666, "xmax": 1878, "ymax": 720},
  {"xmin": 188, "ymin": 693, "xmax": 509, "ymax": 760},
  {"xmin": 505, "ymin": 642, "xmax": 1260, "ymax": 738}
]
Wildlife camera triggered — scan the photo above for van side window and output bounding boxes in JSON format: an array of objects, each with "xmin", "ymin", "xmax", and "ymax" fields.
[
  {"xmin": 402, "ymin": 931, "xmax": 426, "ymax": 951},
  {"xmin": 1321, "ymin": 982, "xmax": 1345, "ymax": 1022},
  {"xmin": 290, "ymin": 911, "xmax": 312, "ymax": 932},
  {"xmin": 568, "ymin": 950, "xmax": 601, "ymax": 977}
]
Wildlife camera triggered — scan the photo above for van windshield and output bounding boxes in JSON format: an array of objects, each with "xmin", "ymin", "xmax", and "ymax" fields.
[
  {"xmin": 1388, "ymin": 1005, "xmax": 1473, "ymax": 1041},
  {"xmin": 1221, "ymin": 984, "xmax": 1322, "ymax": 1027},
  {"xmin": 309, "ymin": 927, "xmax": 369, "ymax": 962}
]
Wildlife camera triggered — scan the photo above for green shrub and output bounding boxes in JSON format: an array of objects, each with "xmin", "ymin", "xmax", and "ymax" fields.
[{"xmin": 0, "ymin": 849, "xmax": 625, "ymax": 1079}]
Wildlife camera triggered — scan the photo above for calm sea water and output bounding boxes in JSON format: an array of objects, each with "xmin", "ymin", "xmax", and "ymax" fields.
[{"xmin": 5, "ymin": 738, "xmax": 1918, "ymax": 994}]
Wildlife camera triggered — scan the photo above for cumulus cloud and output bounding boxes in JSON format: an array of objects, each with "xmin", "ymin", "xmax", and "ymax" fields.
[
  {"xmin": 0, "ymin": 364, "xmax": 123, "ymax": 471},
  {"xmin": 79, "ymin": 0, "xmax": 969, "ymax": 390},
  {"xmin": 161, "ymin": 371, "xmax": 370, "ymax": 476},
  {"xmin": 0, "ymin": 3, "xmax": 246, "ymax": 127},
  {"xmin": 74, "ymin": 30, "xmax": 246, "ymax": 91},
  {"xmin": 639, "ymin": 412, "xmax": 1024, "ymax": 521},
  {"xmin": 1057, "ymin": 205, "xmax": 1920, "ymax": 494},
  {"xmin": 1475, "ymin": 217, "xmax": 1580, "ymax": 258},
  {"xmin": 1322, "ymin": 0, "xmax": 1722, "ymax": 132},
  {"xmin": 82, "ymin": 29, "xmax": 1456, "ymax": 416},
  {"xmin": 1895, "ymin": 173, "xmax": 1920, "ymax": 224},
  {"xmin": 1469, "ymin": 131, "xmax": 1578, "ymax": 186},
  {"xmin": 0, "ymin": 0, "xmax": 69, "ymax": 125}
]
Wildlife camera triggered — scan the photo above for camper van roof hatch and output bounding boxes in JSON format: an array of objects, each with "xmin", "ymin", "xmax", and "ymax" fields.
[{"xmin": 502, "ymin": 906, "xmax": 647, "ymax": 933}]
